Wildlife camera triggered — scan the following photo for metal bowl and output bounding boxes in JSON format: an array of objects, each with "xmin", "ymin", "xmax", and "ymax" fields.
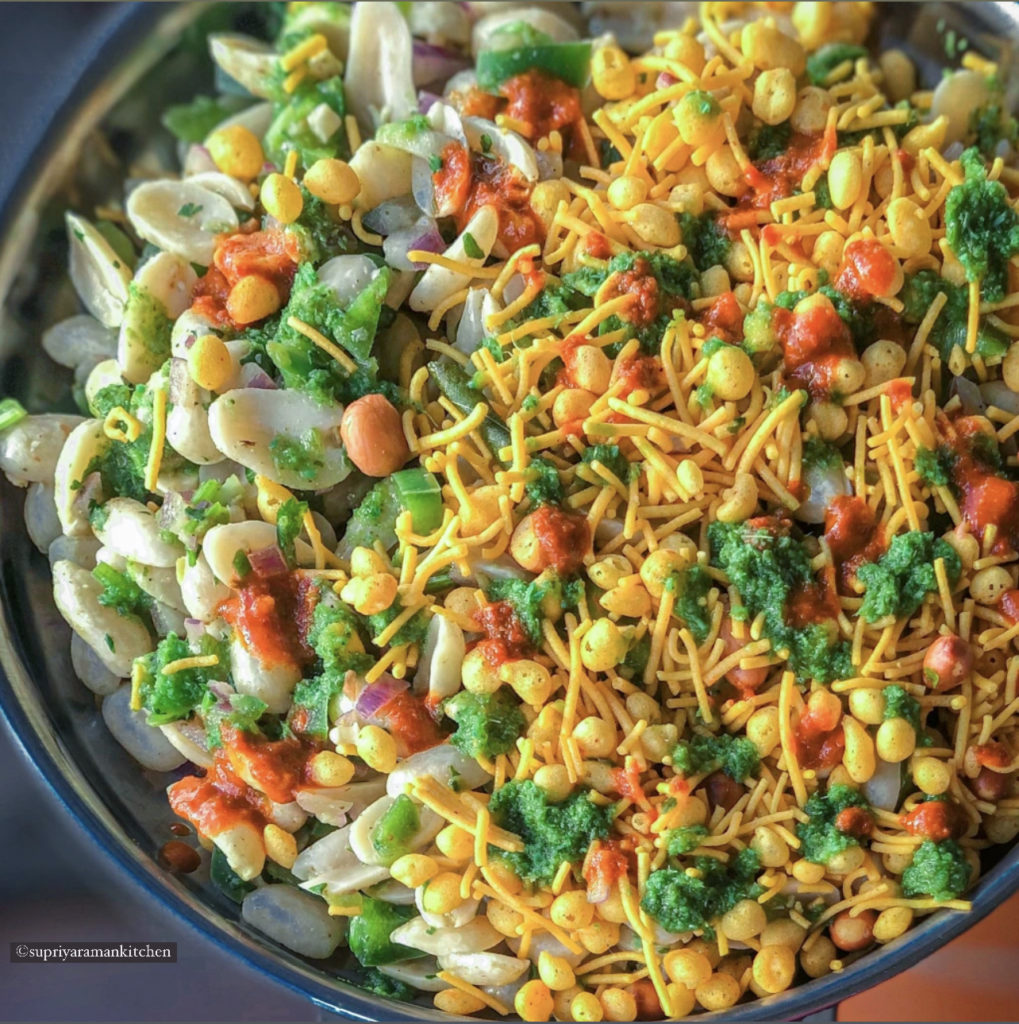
[{"xmin": 1, "ymin": 3, "xmax": 1018, "ymax": 1020}]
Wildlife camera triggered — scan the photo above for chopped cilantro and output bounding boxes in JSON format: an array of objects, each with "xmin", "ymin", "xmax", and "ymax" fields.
[
  {"xmin": 487, "ymin": 575, "xmax": 583, "ymax": 647},
  {"xmin": 201, "ymin": 691, "xmax": 267, "ymax": 749},
  {"xmin": 900, "ymin": 269, "xmax": 1008, "ymax": 362},
  {"xmin": 444, "ymin": 688, "xmax": 526, "ymax": 760},
  {"xmin": 641, "ymin": 848, "xmax": 761, "ymax": 937},
  {"xmin": 621, "ymin": 633, "xmax": 650, "ymax": 678},
  {"xmin": 360, "ymin": 968, "xmax": 415, "ymax": 1002},
  {"xmin": 288, "ymin": 188, "xmax": 352, "ymax": 265},
  {"xmin": 488, "ymin": 780, "xmax": 613, "ymax": 883},
  {"xmin": 266, "ymin": 262, "xmax": 392, "ymax": 403},
  {"xmin": 366, "ymin": 599, "xmax": 430, "ymax": 648},
  {"xmin": 668, "ymin": 564, "xmax": 712, "ymax": 645},
  {"xmin": 276, "ymin": 498, "xmax": 308, "ymax": 568},
  {"xmin": 806, "ymin": 44, "xmax": 868, "ymax": 86},
  {"xmin": 499, "ymin": 276, "xmax": 589, "ymax": 341},
  {"xmin": 902, "ymin": 839, "xmax": 971, "ymax": 901},
  {"xmin": 92, "ymin": 563, "xmax": 151, "ymax": 620},
  {"xmin": 970, "ymin": 99, "xmax": 1019, "ymax": 160},
  {"xmin": 564, "ymin": 250, "xmax": 697, "ymax": 353},
  {"xmin": 813, "ymin": 173, "xmax": 833, "ymax": 210},
  {"xmin": 672, "ymin": 730, "xmax": 760, "ymax": 781},
  {"xmin": 428, "ymin": 153, "xmax": 443, "ymax": 173},
  {"xmin": 915, "ymin": 445, "xmax": 954, "ymax": 487},
  {"xmin": 581, "ymin": 443, "xmax": 632, "ymax": 483},
  {"xmin": 162, "ymin": 94, "xmax": 242, "ymax": 143},
  {"xmin": 177, "ymin": 202, "xmax": 203, "ymax": 218},
  {"xmin": 709, "ymin": 520, "xmax": 853, "ymax": 683},
  {"xmin": 883, "ymin": 684, "xmax": 921, "ymax": 732},
  {"xmin": 85, "ymin": 382, "xmax": 159, "ymax": 502},
  {"xmin": 797, "ymin": 784, "xmax": 871, "ymax": 864},
  {"xmin": 136, "ymin": 633, "xmax": 227, "ymax": 726},
  {"xmin": 462, "ymin": 231, "xmax": 483, "ymax": 260},
  {"xmin": 525, "ymin": 457, "xmax": 564, "ymax": 506},
  {"xmin": 666, "ymin": 824, "xmax": 709, "ymax": 856},
  {"xmin": 677, "ymin": 211, "xmax": 731, "ymax": 272},
  {"xmin": 290, "ymin": 595, "xmax": 372, "ymax": 737},
  {"xmin": 945, "ymin": 148, "xmax": 1019, "ymax": 303},
  {"xmin": 857, "ymin": 531, "xmax": 961, "ymax": 622},
  {"xmin": 270, "ymin": 429, "xmax": 327, "ymax": 482},
  {"xmin": 746, "ymin": 120, "xmax": 792, "ymax": 163},
  {"xmin": 802, "ymin": 436, "xmax": 842, "ymax": 471}
]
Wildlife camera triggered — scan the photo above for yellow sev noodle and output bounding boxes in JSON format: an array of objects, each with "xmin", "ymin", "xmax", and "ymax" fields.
[{"xmin": 137, "ymin": 3, "xmax": 1019, "ymax": 1019}]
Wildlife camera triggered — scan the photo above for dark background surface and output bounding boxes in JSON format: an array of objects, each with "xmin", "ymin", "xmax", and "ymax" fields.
[{"xmin": 0, "ymin": 3, "xmax": 323, "ymax": 1020}]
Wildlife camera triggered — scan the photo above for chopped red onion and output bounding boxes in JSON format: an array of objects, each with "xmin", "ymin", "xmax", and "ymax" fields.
[
  {"xmin": 184, "ymin": 618, "xmax": 206, "ymax": 646},
  {"xmin": 412, "ymin": 40, "xmax": 471, "ymax": 88},
  {"xmin": 247, "ymin": 544, "xmax": 288, "ymax": 578},
  {"xmin": 418, "ymin": 90, "xmax": 443, "ymax": 114},
  {"xmin": 239, "ymin": 364, "xmax": 278, "ymax": 390},
  {"xmin": 183, "ymin": 144, "xmax": 216, "ymax": 176},
  {"xmin": 384, "ymin": 218, "xmax": 445, "ymax": 271},
  {"xmin": 355, "ymin": 674, "xmax": 409, "ymax": 718},
  {"xmin": 656, "ymin": 71, "xmax": 678, "ymax": 89}
]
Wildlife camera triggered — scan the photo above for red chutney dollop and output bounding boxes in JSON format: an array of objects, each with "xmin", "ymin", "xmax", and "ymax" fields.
[
  {"xmin": 824, "ymin": 495, "xmax": 886, "ymax": 588},
  {"xmin": 773, "ymin": 294, "xmax": 856, "ymax": 398},
  {"xmin": 999, "ymin": 588, "xmax": 1019, "ymax": 624},
  {"xmin": 502, "ymin": 70, "xmax": 585, "ymax": 148},
  {"xmin": 835, "ymin": 805, "xmax": 874, "ymax": 839},
  {"xmin": 168, "ymin": 748, "xmax": 273, "ymax": 838},
  {"xmin": 220, "ymin": 571, "xmax": 318, "ymax": 670},
  {"xmin": 835, "ymin": 238, "xmax": 898, "ymax": 302},
  {"xmin": 727, "ymin": 127, "xmax": 837, "ymax": 233},
  {"xmin": 474, "ymin": 600, "xmax": 533, "ymax": 666},
  {"xmin": 453, "ymin": 72, "xmax": 585, "ymax": 151},
  {"xmin": 611, "ymin": 758, "xmax": 648, "ymax": 805},
  {"xmin": 900, "ymin": 799, "xmax": 965, "ymax": 842},
  {"xmin": 192, "ymin": 227, "xmax": 300, "ymax": 328},
  {"xmin": 945, "ymin": 416, "xmax": 1019, "ymax": 554},
  {"xmin": 434, "ymin": 144, "xmax": 546, "ymax": 252},
  {"xmin": 602, "ymin": 257, "xmax": 688, "ymax": 331},
  {"xmin": 379, "ymin": 690, "xmax": 446, "ymax": 756},
  {"xmin": 225, "ymin": 725, "xmax": 316, "ymax": 805},
  {"xmin": 699, "ymin": 290, "xmax": 744, "ymax": 343},
  {"xmin": 611, "ymin": 353, "xmax": 664, "ymax": 398},
  {"xmin": 584, "ymin": 231, "xmax": 613, "ymax": 260},
  {"xmin": 531, "ymin": 504, "xmax": 590, "ymax": 575},
  {"xmin": 785, "ymin": 574, "xmax": 840, "ymax": 628},
  {"xmin": 794, "ymin": 712, "xmax": 845, "ymax": 773},
  {"xmin": 583, "ymin": 837, "xmax": 636, "ymax": 896}
]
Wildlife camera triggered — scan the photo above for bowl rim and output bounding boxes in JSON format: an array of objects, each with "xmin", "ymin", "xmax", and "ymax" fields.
[{"xmin": 2, "ymin": 3, "xmax": 1019, "ymax": 1022}]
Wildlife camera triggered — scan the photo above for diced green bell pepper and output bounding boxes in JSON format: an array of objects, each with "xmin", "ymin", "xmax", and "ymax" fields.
[
  {"xmin": 477, "ymin": 40, "xmax": 593, "ymax": 91},
  {"xmin": 371, "ymin": 795, "xmax": 420, "ymax": 866},
  {"xmin": 392, "ymin": 468, "xmax": 443, "ymax": 534},
  {"xmin": 348, "ymin": 897, "xmax": 418, "ymax": 966}
]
